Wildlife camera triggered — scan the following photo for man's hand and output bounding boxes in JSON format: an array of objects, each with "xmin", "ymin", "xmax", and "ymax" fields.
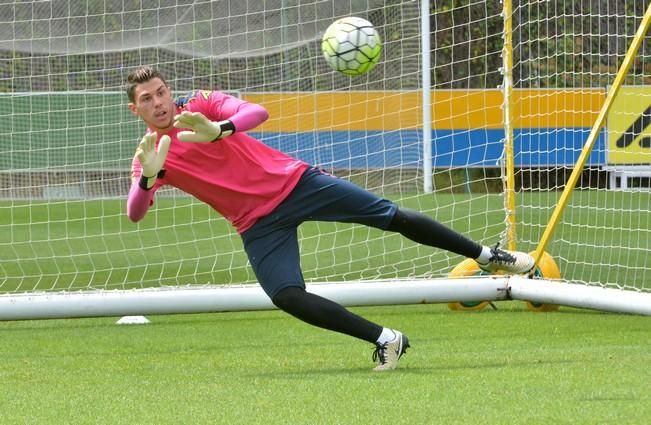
[
  {"xmin": 174, "ymin": 111, "xmax": 234, "ymax": 143},
  {"xmin": 135, "ymin": 132, "xmax": 171, "ymax": 178}
]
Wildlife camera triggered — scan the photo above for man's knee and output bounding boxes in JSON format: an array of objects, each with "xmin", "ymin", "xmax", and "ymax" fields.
[
  {"xmin": 271, "ymin": 286, "xmax": 306, "ymax": 311},
  {"xmin": 387, "ymin": 207, "xmax": 411, "ymax": 232}
]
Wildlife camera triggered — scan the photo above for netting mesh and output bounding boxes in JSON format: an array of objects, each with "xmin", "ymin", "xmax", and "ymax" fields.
[
  {"xmin": 1, "ymin": 0, "xmax": 651, "ymax": 295},
  {"xmin": 512, "ymin": 0, "xmax": 651, "ymax": 290},
  {"xmin": 2, "ymin": 1, "xmax": 435, "ymax": 293},
  {"xmin": 1, "ymin": 0, "xmax": 420, "ymax": 92}
]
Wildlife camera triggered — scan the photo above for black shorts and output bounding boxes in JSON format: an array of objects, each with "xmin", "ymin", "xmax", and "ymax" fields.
[{"xmin": 241, "ymin": 167, "xmax": 398, "ymax": 298}]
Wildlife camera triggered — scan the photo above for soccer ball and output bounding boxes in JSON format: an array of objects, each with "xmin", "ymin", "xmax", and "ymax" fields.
[{"xmin": 321, "ymin": 17, "xmax": 382, "ymax": 76}]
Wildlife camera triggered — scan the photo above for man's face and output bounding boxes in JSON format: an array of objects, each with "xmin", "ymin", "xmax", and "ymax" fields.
[{"xmin": 128, "ymin": 78, "xmax": 175, "ymax": 132}]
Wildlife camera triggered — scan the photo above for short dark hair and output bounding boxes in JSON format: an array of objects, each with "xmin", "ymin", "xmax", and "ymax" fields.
[{"xmin": 126, "ymin": 66, "xmax": 168, "ymax": 103}]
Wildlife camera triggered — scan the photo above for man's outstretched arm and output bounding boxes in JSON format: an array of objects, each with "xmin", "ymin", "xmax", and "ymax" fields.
[
  {"xmin": 126, "ymin": 133, "xmax": 171, "ymax": 222},
  {"xmin": 174, "ymin": 101, "xmax": 269, "ymax": 143}
]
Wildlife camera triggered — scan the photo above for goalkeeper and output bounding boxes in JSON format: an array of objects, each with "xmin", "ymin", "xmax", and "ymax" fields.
[{"xmin": 125, "ymin": 66, "xmax": 534, "ymax": 372}]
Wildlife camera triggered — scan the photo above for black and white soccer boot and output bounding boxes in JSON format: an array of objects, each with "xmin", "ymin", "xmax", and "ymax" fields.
[
  {"xmin": 372, "ymin": 330, "xmax": 410, "ymax": 372},
  {"xmin": 476, "ymin": 244, "xmax": 535, "ymax": 274}
]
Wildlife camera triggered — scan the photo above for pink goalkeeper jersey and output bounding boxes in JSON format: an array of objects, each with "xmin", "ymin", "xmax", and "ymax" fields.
[{"xmin": 127, "ymin": 90, "xmax": 309, "ymax": 233}]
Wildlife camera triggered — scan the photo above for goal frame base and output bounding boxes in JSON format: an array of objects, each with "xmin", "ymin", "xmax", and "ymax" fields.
[
  {"xmin": 1, "ymin": 276, "xmax": 650, "ymax": 320},
  {"xmin": 509, "ymin": 276, "xmax": 651, "ymax": 315},
  {"xmin": 0, "ymin": 277, "xmax": 508, "ymax": 321}
]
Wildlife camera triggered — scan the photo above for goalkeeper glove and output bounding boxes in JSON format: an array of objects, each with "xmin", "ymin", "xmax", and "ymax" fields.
[
  {"xmin": 135, "ymin": 132, "xmax": 171, "ymax": 190},
  {"xmin": 174, "ymin": 111, "xmax": 235, "ymax": 143}
]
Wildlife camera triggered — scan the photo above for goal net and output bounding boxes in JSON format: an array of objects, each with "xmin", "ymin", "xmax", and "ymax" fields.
[
  {"xmin": 512, "ymin": 1, "xmax": 651, "ymax": 293},
  {"xmin": 1, "ymin": 0, "xmax": 650, "ymax": 318}
]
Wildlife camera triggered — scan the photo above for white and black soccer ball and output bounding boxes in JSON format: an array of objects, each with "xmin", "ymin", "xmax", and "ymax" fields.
[{"xmin": 321, "ymin": 17, "xmax": 382, "ymax": 76}]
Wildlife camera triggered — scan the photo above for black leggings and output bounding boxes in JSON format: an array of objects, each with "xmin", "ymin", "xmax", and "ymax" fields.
[
  {"xmin": 270, "ymin": 207, "xmax": 482, "ymax": 343},
  {"xmin": 271, "ymin": 286, "xmax": 383, "ymax": 343},
  {"xmin": 386, "ymin": 207, "xmax": 483, "ymax": 258}
]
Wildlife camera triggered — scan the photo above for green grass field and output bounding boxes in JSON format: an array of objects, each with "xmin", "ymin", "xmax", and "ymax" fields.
[
  {"xmin": 1, "ymin": 303, "xmax": 650, "ymax": 424},
  {"xmin": 2, "ymin": 191, "xmax": 651, "ymax": 423}
]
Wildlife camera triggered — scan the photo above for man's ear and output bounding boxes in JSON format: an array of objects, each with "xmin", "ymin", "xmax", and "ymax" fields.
[{"xmin": 127, "ymin": 102, "xmax": 138, "ymax": 116}]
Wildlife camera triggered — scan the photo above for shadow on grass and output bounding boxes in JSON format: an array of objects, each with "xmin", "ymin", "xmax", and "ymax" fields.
[
  {"xmin": 241, "ymin": 357, "xmax": 580, "ymax": 380},
  {"xmin": 0, "ymin": 309, "xmax": 289, "ymax": 332}
]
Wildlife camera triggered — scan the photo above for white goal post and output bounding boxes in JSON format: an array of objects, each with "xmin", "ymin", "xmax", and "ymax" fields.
[
  {"xmin": 0, "ymin": 278, "xmax": 508, "ymax": 321},
  {"xmin": 2, "ymin": 0, "xmax": 651, "ymax": 320},
  {"xmin": 3, "ymin": 276, "xmax": 651, "ymax": 321}
]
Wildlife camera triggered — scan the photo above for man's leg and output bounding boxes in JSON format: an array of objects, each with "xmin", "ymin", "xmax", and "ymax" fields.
[
  {"xmin": 288, "ymin": 170, "xmax": 483, "ymax": 261},
  {"xmin": 386, "ymin": 207, "xmax": 483, "ymax": 258},
  {"xmin": 387, "ymin": 207, "xmax": 534, "ymax": 273},
  {"xmin": 282, "ymin": 169, "xmax": 533, "ymax": 273},
  {"xmin": 272, "ymin": 287, "xmax": 409, "ymax": 371},
  {"xmin": 271, "ymin": 286, "xmax": 382, "ymax": 342},
  {"xmin": 242, "ymin": 224, "xmax": 409, "ymax": 371}
]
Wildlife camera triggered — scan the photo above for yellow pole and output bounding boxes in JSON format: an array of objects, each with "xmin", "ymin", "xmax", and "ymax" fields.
[
  {"xmin": 502, "ymin": 0, "xmax": 517, "ymax": 250},
  {"xmin": 531, "ymin": 1, "xmax": 651, "ymax": 272}
]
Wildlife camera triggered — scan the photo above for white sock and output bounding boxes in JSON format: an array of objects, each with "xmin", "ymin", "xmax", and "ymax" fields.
[
  {"xmin": 376, "ymin": 328, "xmax": 397, "ymax": 345},
  {"xmin": 475, "ymin": 246, "xmax": 493, "ymax": 264}
]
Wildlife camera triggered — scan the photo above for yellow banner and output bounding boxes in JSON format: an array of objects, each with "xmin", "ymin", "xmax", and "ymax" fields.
[
  {"xmin": 608, "ymin": 86, "xmax": 651, "ymax": 164},
  {"xmin": 243, "ymin": 89, "xmax": 602, "ymax": 132}
]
